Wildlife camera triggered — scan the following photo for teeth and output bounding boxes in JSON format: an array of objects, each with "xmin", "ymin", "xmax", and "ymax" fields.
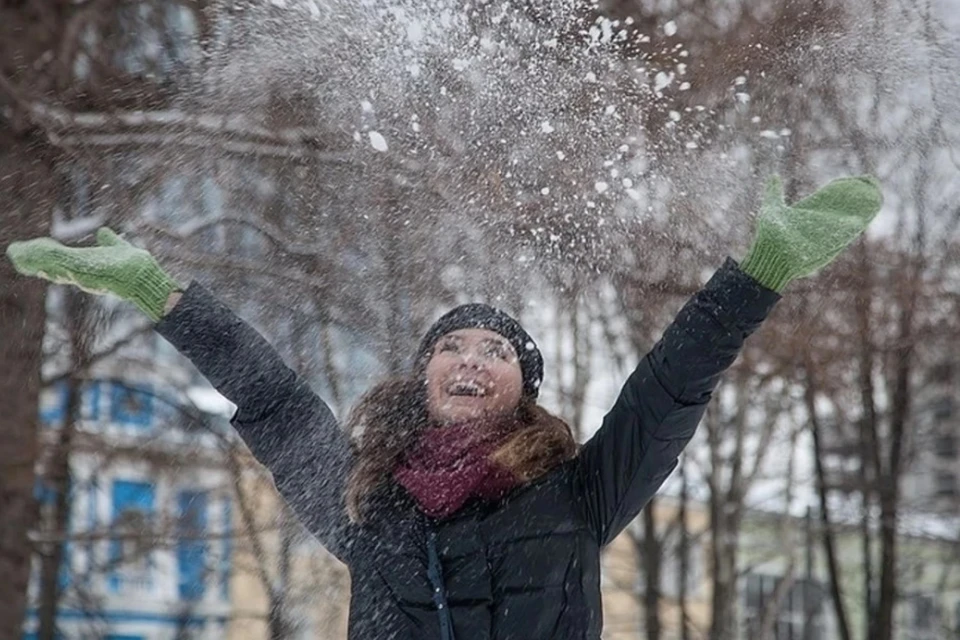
[{"xmin": 448, "ymin": 381, "xmax": 486, "ymax": 397}]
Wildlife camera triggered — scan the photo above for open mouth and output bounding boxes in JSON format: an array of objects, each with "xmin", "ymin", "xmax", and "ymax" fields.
[{"xmin": 446, "ymin": 381, "xmax": 488, "ymax": 397}]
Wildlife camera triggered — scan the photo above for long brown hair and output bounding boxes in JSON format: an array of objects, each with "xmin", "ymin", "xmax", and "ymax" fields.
[{"xmin": 344, "ymin": 376, "xmax": 578, "ymax": 522}]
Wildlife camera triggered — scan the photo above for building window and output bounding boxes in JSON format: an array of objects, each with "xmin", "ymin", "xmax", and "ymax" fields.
[
  {"xmin": 934, "ymin": 472, "xmax": 958, "ymax": 498},
  {"xmin": 903, "ymin": 593, "xmax": 940, "ymax": 640},
  {"xmin": 639, "ymin": 534, "xmax": 705, "ymax": 599},
  {"xmin": 742, "ymin": 574, "xmax": 826, "ymax": 640},
  {"xmin": 238, "ymin": 226, "xmax": 265, "ymax": 259},
  {"xmin": 928, "ymin": 362, "xmax": 955, "ymax": 384},
  {"xmin": 39, "ymin": 381, "xmax": 69, "ymax": 425},
  {"xmin": 86, "ymin": 477, "xmax": 100, "ymax": 590},
  {"xmin": 931, "ymin": 397, "xmax": 954, "ymax": 422},
  {"xmin": 39, "ymin": 381, "xmax": 100, "ymax": 426},
  {"xmin": 34, "ymin": 478, "xmax": 57, "ymax": 508},
  {"xmin": 177, "ymin": 490, "xmax": 208, "ymax": 601},
  {"xmin": 110, "ymin": 383, "xmax": 153, "ymax": 428},
  {"xmin": 33, "ymin": 477, "xmax": 73, "ymax": 591},
  {"xmin": 109, "ymin": 480, "xmax": 155, "ymax": 592},
  {"xmin": 934, "ymin": 434, "xmax": 958, "ymax": 459},
  {"xmin": 221, "ymin": 498, "xmax": 232, "ymax": 600},
  {"xmin": 913, "ymin": 594, "xmax": 935, "ymax": 629}
]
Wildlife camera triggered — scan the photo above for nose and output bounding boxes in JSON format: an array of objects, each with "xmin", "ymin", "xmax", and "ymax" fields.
[{"xmin": 459, "ymin": 350, "xmax": 486, "ymax": 369}]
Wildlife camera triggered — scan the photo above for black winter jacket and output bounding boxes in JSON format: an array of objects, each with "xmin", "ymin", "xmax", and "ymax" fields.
[{"xmin": 156, "ymin": 258, "xmax": 779, "ymax": 640}]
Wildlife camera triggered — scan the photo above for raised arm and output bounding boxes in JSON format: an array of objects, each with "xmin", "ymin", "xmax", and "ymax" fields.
[
  {"xmin": 573, "ymin": 175, "xmax": 883, "ymax": 546},
  {"xmin": 7, "ymin": 228, "xmax": 355, "ymax": 561},
  {"xmin": 155, "ymin": 283, "xmax": 355, "ymax": 561}
]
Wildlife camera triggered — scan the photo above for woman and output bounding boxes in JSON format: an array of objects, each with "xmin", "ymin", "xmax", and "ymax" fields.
[{"xmin": 7, "ymin": 175, "xmax": 882, "ymax": 639}]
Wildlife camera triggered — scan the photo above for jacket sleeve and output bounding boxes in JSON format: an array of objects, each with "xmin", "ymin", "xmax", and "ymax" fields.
[
  {"xmin": 572, "ymin": 258, "xmax": 780, "ymax": 546},
  {"xmin": 155, "ymin": 282, "xmax": 355, "ymax": 562}
]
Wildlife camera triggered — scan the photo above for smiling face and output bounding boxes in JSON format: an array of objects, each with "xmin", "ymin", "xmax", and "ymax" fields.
[{"xmin": 424, "ymin": 328, "xmax": 524, "ymax": 425}]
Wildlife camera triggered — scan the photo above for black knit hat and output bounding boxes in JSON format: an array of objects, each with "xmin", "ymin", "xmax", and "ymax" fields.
[{"xmin": 415, "ymin": 303, "xmax": 544, "ymax": 399}]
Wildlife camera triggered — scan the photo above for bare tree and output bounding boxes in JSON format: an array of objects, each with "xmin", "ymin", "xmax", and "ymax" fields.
[
  {"xmin": 801, "ymin": 358, "xmax": 853, "ymax": 640},
  {"xmin": 0, "ymin": 3, "xmax": 220, "ymax": 635},
  {"xmin": 668, "ymin": 305, "xmax": 808, "ymax": 640},
  {"xmin": 0, "ymin": 5, "xmax": 59, "ymax": 631},
  {"xmin": 34, "ymin": 290, "xmax": 96, "ymax": 640}
]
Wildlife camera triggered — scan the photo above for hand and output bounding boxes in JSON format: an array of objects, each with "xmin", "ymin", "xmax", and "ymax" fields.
[
  {"xmin": 6, "ymin": 227, "xmax": 180, "ymax": 322},
  {"xmin": 740, "ymin": 175, "xmax": 883, "ymax": 292}
]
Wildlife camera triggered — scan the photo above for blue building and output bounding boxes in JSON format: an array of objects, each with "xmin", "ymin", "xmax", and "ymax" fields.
[{"xmin": 23, "ymin": 373, "xmax": 236, "ymax": 640}]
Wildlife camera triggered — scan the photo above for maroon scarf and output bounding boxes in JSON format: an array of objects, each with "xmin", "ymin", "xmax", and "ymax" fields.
[{"xmin": 393, "ymin": 421, "xmax": 521, "ymax": 519}]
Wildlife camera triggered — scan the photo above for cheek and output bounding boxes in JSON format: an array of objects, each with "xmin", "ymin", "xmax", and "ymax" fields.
[
  {"xmin": 423, "ymin": 376, "xmax": 444, "ymax": 420},
  {"xmin": 424, "ymin": 357, "xmax": 445, "ymax": 386},
  {"xmin": 491, "ymin": 364, "xmax": 524, "ymax": 405},
  {"xmin": 423, "ymin": 359, "xmax": 448, "ymax": 402}
]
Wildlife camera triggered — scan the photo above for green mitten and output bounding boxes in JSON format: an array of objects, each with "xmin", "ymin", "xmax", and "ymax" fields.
[
  {"xmin": 6, "ymin": 227, "xmax": 180, "ymax": 322},
  {"xmin": 740, "ymin": 175, "xmax": 883, "ymax": 292}
]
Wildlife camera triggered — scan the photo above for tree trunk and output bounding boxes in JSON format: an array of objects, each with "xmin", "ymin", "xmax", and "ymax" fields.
[
  {"xmin": 37, "ymin": 292, "xmax": 91, "ymax": 640},
  {"xmin": 272, "ymin": 507, "xmax": 293, "ymax": 640},
  {"xmin": 678, "ymin": 459, "xmax": 691, "ymax": 640},
  {"xmin": 874, "ymin": 258, "xmax": 918, "ymax": 640},
  {"xmin": 642, "ymin": 500, "xmax": 662, "ymax": 640},
  {"xmin": 874, "ymin": 494, "xmax": 899, "ymax": 640},
  {"xmin": 874, "ymin": 392, "xmax": 908, "ymax": 640},
  {"xmin": 709, "ymin": 503, "xmax": 740, "ymax": 640},
  {"xmin": 0, "ymin": 129, "xmax": 54, "ymax": 639},
  {"xmin": 804, "ymin": 366, "xmax": 852, "ymax": 640},
  {"xmin": 707, "ymin": 399, "xmax": 743, "ymax": 640},
  {"xmin": 568, "ymin": 294, "xmax": 590, "ymax": 441},
  {"xmin": 853, "ymin": 241, "xmax": 879, "ymax": 640},
  {"xmin": 757, "ymin": 570, "xmax": 796, "ymax": 640},
  {"xmin": 35, "ymin": 378, "xmax": 79, "ymax": 640}
]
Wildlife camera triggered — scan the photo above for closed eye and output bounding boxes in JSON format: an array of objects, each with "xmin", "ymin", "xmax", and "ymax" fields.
[
  {"xmin": 486, "ymin": 345, "xmax": 510, "ymax": 360},
  {"xmin": 481, "ymin": 340, "xmax": 513, "ymax": 361},
  {"xmin": 437, "ymin": 339, "xmax": 460, "ymax": 353}
]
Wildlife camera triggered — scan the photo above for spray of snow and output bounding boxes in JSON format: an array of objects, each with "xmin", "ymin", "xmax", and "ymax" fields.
[
  {"xmin": 368, "ymin": 131, "xmax": 388, "ymax": 152},
  {"xmin": 186, "ymin": 0, "xmax": 960, "ymax": 278}
]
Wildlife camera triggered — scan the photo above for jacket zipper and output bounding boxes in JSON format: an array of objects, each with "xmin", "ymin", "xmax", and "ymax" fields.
[{"xmin": 425, "ymin": 526, "xmax": 456, "ymax": 640}]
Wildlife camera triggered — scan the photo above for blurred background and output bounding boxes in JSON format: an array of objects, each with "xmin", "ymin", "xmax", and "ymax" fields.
[{"xmin": 1, "ymin": 0, "xmax": 959, "ymax": 638}]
